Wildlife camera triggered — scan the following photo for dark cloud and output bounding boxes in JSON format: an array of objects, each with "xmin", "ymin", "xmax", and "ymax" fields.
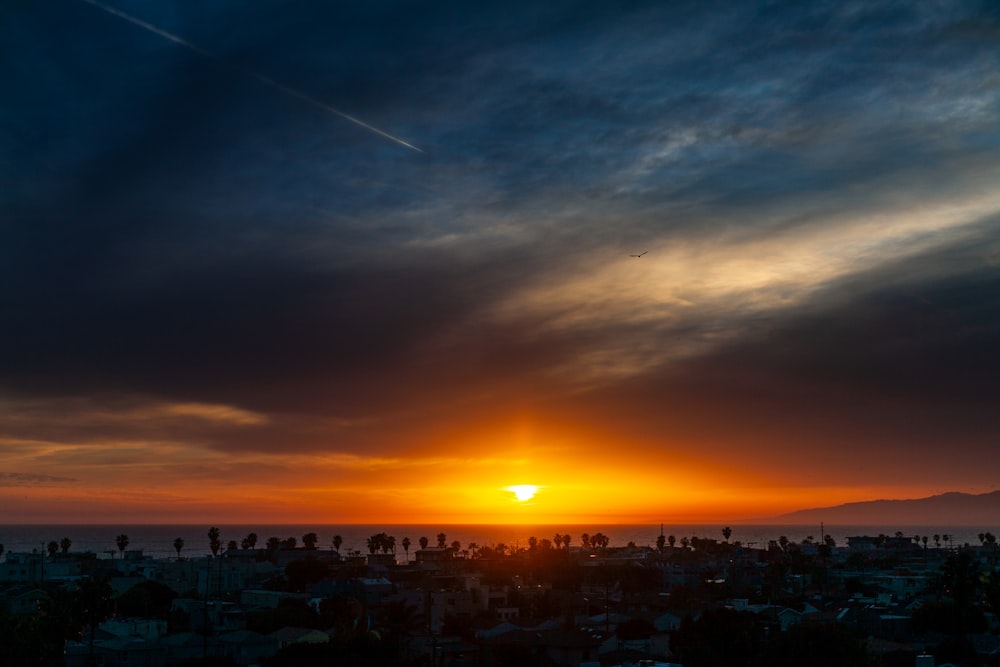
[
  {"xmin": 1, "ymin": 0, "xmax": 998, "ymax": 491},
  {"xmin": 0, "ymin": 472, "xmax": 78, "ymax": 487}
]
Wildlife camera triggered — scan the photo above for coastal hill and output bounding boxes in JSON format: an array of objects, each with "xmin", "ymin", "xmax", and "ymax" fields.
[{"xmin": 772, "ymin": 491, "xmax": 1000, "ymax": 526}]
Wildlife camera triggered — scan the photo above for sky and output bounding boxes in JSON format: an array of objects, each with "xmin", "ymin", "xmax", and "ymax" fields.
[{"xmin": 2, "ymin": 0, "xmax": 999, "ymax": 525}]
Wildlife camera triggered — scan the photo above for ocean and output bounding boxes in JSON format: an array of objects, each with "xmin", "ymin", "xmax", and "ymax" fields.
[{"xmin": 1, "ymin": 523, "xmax": 993, "ymax": 560}]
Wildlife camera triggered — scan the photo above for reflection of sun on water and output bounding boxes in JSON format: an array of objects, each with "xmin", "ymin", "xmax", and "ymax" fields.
[{"xmin": 506, "ymin": 485, "xmax": 538, "ymax": 502}]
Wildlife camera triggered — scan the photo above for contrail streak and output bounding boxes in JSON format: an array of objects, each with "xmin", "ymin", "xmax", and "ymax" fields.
[{"xmin": 80, "ymin": 0, "xmax": 423, "ymax": 153}]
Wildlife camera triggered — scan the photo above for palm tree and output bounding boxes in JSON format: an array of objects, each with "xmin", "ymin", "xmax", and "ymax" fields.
[
  {"xmin": 266, "ymin": 536, "xmax": 281, "ymax": 552},
  {"xmin": 302, "ymin": 532, "xmax": 319, "ymax": 550},
  {"xmin": 528, "ymin": 536, "xmax": 538, "ymax": 551},
  {"xmin": 722, "ymin": 527, "xmax": 732, "ymax": 542},
  {"xmin": 680, "ymin": 536, "xmax": 689, "ymax": 550},
  {"xmin": 668, "ymin": 535, "xmax": 676, "ymax": 549},
  {"xmin": 401, "ymin": 537, "xmax": 411, "ymax": 562},
  {"xmin": 60, "ymin": 537, "xmax": 72, "ymax": 554},
  {"xmin": 115, "ymin": 533, "xmax": 128, "ymax": 558},
  {"xmin": 47, "ymin": 541, "xmax": 58, "ymax": 556},
  {"xmin": 419, "ymin": 536, "xmax": 429, "ymax": 550},
  {"xmin": 241, "ymin": 532, "xmax": 258, "ymax": 550},
  {"xmin": 553, "ymin": 533, "xmax": 563, "ymax": 550},
  {"xmin": 468, "ymin": 542, "xmax": 478, "ymax": 559},
  {"xmin": 581, "ymin": 533, "xmax": 591, "ymax": 550},
  {"xmin": 332, "ymin": 535, "xmax": 343, "ymax": 554},
  {"xmin": 208, "ymin": 527, "xmax": 221, "ymax": 556},
  {"xmin": 115, "ymin": 533, "xmax": 129, "ymax": 558},
  {"xmin": 173, "ymin": 537, "xmax": 184, "ymax": 559},
  {"xmin": 922, "ymin": 535, "xmax": 929, "ymax": 549},
  {"xmin": 437, "ymin": 532, "xmax": 447, "ymax": 548},
  {"xmin": 934, "ymin": 534, "xmax": 941, "ymax": 548},
  {"xmin": 656, "ymin": 534, "xmax": 666, "ymax": 554},
  {"xmin": 450, "ymin": 540, "xmax": 460, "ymax": 553},
  {"xmin": 227, "ymin": 540, "xmax": 237, "ymax": 552}
]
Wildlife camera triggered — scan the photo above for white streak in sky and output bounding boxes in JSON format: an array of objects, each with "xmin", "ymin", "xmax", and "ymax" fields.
[{"xmin": 80, "ymin": 0, "xmax": 423, "ymax": 153}]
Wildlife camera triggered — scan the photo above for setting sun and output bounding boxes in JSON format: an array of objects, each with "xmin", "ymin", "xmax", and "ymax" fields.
[{"xmin": 507, "ymin": 485, "xmax": 539, "ymax": 502}]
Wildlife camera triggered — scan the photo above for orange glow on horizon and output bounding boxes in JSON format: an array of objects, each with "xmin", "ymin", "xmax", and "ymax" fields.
[{"xmin": 0, "ymin": 412, "xmax": 957, "ymax": 525}]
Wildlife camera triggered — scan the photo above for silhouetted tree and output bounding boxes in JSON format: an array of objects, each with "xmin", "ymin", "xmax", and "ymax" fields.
[
  {"xmin": 656, "ymin": 534, "xmax": 666, "ymax": 554},
  {"xmin": 912, "ymin": 600, "xmax": 987, "ymax": 635},
  {"xmin": 378, "ymin": 598, "xmax": 423, "ymax": 658},
  {"xmin": 47, "ymin": 540, "xmax": 58, "ymax": 556},
  {"xmin": 419, "ymin": 536, "xmax": 429, "ymax": 550},
  {"xmin": 672, "ymin": 607, "xmax": 762, "ymax": 667},
  {"xmin": 758, "ymin": 622, "xmax": 868, "ymax": 666},
  {"xmin": 60, "ymin": 537, "xmax": 72, "ymax": 554},
  {"xmin": 722, "ymin": 526, "xmax": 732, "ymax": 542},
  {"xmin": 208, "ymin": 527, "xmax": 222, "ymax": 556},
  {"xmin": 668, "ymin": 534, "xmax": 676, "ymax": 549},
  {"xmin": 617, "ymin": 617, "xmax": 656, "ymax": 642},
  {"xmin": 285, "ymin": 559, "xmax": 330, "ymax": 592},
  {"xmin": 266, "ymin": 536, "xmax": 281, "ymax": 552},
  {"xmin": 984, "ymin": 570, "xmax": 1000, "ymax": 617},
  {"xmin": 437, "ymin": 532, "xmax": 447, "ymax": 548},
  {"xmin": 302, "ymin": 532, "xmax": 318, "ymax": 550},
  {"xmin": 247, "ymin": 597, "xmax": 320, "ymax": 634},
  {"xmin": 116, "ymin": 580, "xmax": 178, "ymax": 619},
  {"xmin": 78, "ymin": 576, "xmax": 115, "ymax": 663},
  {"xmin": 115, "ymin": 533, "xmax": 129, "ymax": 558},
  {"xmin": 241, "ymin": 532, "xmax": 258, "ymax": 550},
  {"xmin": 282, "ymin": 536, "xmax": 297, "ymax": 550},
  {"xmin": 581, "ymin": 533, "xmax": 591, "ymax": 550},
  {"xmin": 332, "ymin": 534, "xmax": 343, "ymax": 553},
  {"xmin": 227, "ymin": 540, "xmax": 238, "ymax": 552},
  {"xmin": 173, "ymin": 537, "xmax": 184, "ymax": 559},
  {"xmin": 934, "ymin": 551, "xmax": 983, "ymax": 635},
  {"xmin": 528, "ymin": 536, "xmax": 538, "ymax": 551},
  {"xmin": 401, "ymin": 537, "xmax": 411, "ymax": 562}
]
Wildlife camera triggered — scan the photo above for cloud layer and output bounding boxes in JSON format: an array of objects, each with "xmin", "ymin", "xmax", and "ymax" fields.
[{"xmin": 2, "ymin": 0, "xmax": 998, "ymax": 520}]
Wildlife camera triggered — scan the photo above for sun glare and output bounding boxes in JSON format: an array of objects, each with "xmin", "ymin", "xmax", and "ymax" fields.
[{"xmin": 507, "ymin": 485, "xmax": 539, "ymax": 502}]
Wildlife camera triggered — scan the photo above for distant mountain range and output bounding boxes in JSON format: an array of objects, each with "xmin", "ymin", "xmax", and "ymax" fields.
[{"xmin": 772, "ymin": 491, "xmax": 1000, "ymax": 526}]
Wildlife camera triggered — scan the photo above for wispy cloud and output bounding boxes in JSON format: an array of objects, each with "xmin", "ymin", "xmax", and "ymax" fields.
[{"xmin": 0, "ymin": 471, "xmax": 77, "ymax": 486}]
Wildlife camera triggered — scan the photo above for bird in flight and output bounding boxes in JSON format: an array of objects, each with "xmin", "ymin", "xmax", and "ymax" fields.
[{"xmin": 630, "ymin": 251, "xmax": 648, "ymax": 258}]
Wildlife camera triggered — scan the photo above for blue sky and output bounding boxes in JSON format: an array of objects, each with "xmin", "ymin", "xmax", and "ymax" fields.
[{"xmin": 1, "ymin": 0, "xmax": 998, "ymax": 521}]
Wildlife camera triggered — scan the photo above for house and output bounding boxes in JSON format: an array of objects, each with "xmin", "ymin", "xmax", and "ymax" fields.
[
  {"xmin": 218, "ymin": 629, "xmax": 276, "ymax": 665},
  {"xmin": 269, "ymin": 625, "xmax": 330, "ymax": 650},
  {"xmin": 1, "ymin": 552, "xmax": 44, "ymax": 583},
  {"xmin": 66, "ymin": 631, "xmax": 166, "ymax": 667},
  {"xmin": 0, "ymin": 586, "xmax": 49, "ymax": 614}
]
